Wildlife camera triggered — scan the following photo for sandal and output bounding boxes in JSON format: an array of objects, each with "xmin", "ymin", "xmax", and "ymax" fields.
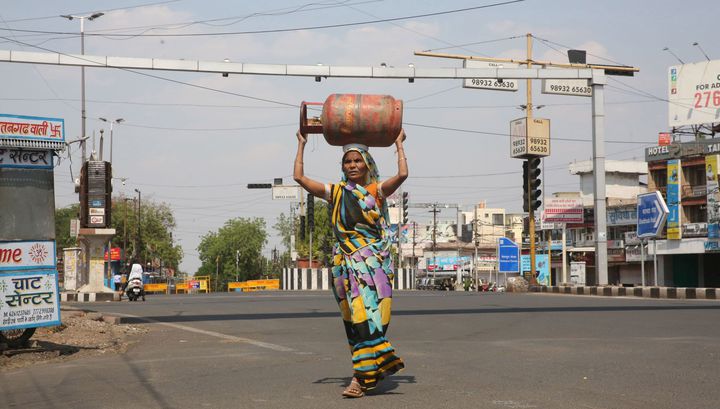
[{"xmin": 342, "ymin": 379, "xmax": 365, "ymax": 398}]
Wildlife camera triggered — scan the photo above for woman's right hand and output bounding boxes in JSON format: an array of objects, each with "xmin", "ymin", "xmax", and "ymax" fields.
[{"xmin": 296, "ymin": 130, "xmax": 307, "ymax": 145}]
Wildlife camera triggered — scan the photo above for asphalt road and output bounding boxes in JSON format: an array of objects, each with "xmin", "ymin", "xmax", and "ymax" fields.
[{"xmin": 2, "ymin": 291, "xmax": 719, "ymax": 409}]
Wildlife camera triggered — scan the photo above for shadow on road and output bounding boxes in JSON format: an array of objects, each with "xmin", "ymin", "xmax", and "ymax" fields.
[
  {"xmin": 313, "ymin": 375, "xmax": 415, "ymax": 396},
  {"xmin": 110, "ymin": 304, "xmax": 720, "ymax": 325}
]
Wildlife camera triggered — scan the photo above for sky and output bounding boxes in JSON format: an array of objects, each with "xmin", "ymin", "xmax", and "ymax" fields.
[{"xmin": 0, "ymin": 0, "xmax": 717, "ymax": 274}]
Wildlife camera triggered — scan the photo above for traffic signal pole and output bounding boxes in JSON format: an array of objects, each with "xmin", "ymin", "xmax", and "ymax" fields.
[{"xmin": 525, "ymin": 33, "xmax": 538, "ymax": 285}]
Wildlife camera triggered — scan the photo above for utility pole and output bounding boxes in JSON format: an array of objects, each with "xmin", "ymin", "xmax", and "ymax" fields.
[
  {"xmin": 412, "ymin": 221, "xmax": 417, "ymax": 271},
  {"xmin": 236, "ymin": 249, "xmax": 240, "ymax": 282},
  {"xmin": 474, "ymin": 205, "xmax": 479, "ymax": 290},
  {"xmin": 134, "ymin": 189, "xmax": 141, "ymax": 264},
  {"xmin": 123, "ymin": 197, "xmax": 131, "ymax": 271},
  {"xmin": 429, "ymin": 204, "xmax": 440, "ymax": 279},
  {"xmin": 61, "ymin": 12, "xmax": 104, "ymax": 163}
]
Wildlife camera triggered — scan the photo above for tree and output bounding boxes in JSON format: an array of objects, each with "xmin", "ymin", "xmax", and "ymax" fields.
[
  {"xmin": 55, "ymin": 197, "xmax": 183, "ymax": 272},
  {"xmin": 274, "ymin": 199, "xmax": 336, "ymax": 267},
  {"xmin": 110, "ymin": 197, "xmax": 183, "ymax": 271},
  {"xmin": 197, "ymin": 217, "xmax": 267, "ymax": 290},
  {"xmin": 55, "ymin": 204, "xmax": 80, "ymax": 249}
]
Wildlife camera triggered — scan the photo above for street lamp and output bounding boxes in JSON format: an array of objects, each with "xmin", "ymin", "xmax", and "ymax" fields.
[
  {"xmin": 98, "ymin": 117, "xmax": 124, "ymax": 164},
  {"xmin": 134, "ymin": 188, "xmax": 141, "ymax": 265},
  {"xmin": 61, "ymin": 12, "xmax": 105, "ymax": 163}
]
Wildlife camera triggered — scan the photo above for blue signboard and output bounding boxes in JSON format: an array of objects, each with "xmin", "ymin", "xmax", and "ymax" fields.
[
  {"xmin": 520, "ymin": 254, "xmax": 550, "ymax": 286},
  {"xmin": 636, "ymin": 191, "xmax": 669, "ymax": 238},
  {"xmin": 498, "ymin": 237, "xmax": 519, "ymax": 273}
]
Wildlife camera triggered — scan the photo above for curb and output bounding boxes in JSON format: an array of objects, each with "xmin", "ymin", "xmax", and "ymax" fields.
[
  {"xmin": 530, "ymin": 285, "xmax": 720, "ymax": 300},
  {"xmin": 60, "ymin": 292, "xmax": 120, "ymax": 302}
]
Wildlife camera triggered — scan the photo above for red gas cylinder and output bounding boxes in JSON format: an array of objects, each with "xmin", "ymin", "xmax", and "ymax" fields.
[{"xmin": 300, "ymin": 94, "xmax": 403, "ymax": 147}]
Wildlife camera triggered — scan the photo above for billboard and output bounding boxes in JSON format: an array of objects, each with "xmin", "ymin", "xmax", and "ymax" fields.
[
  {"xmin": 666, "ymin": 159, "xmax": 682, "ymax": 239},
  {"xmin": 462, "ymin": 59, "xmax": 519, "ymax": 91},
  {"xmin": 707, "ymin": 155, "xmax": 720, "ymax": 239},
  {"xmin": 668, "ymin": 60, "xmax": 720, "ymax": 127}
]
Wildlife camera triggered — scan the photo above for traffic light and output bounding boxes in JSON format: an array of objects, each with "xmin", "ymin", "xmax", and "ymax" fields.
[
  {"xmin": 299, "ymin": 215, "xmax": 306, "ymax": 241},
  {"xmin": 522, "ymin": 160, "xmax": 530, "ymax": 212},
  {"xmin": 401, "ymin": 192, "xmax": 409, "ymax": 224},
  {"xmin": 522, "ymin": 158, "xmax": 542, "ymax": 212},
  {"xmin": 307, "ymin": 194, "xmax": 314, "ymax": 232},
  {"xmin": 528, "ymin": 157, "xmax": 542, "ymax": 211},
  {"xmin": 247, "ymin": 183, "xmax": 272, "ymax": 189}
]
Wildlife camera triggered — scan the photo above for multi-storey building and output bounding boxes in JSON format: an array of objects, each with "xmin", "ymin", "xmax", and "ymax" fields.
[{"xmin": 645, "ymin": 138, "xmax": 720, "ymax": 287}]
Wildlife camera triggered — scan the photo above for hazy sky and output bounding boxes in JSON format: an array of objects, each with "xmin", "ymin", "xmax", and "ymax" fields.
[{"xmin": 1, "ymin": 0, "xmax": 716, "ymax": 273}]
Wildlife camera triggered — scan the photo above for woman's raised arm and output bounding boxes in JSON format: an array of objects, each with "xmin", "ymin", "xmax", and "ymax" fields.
[
  {"xmin": 380, "ymin": 129, "xmax": 408, "ymax": 197},
  {"xmin": 293, "ymin": 130, "xmax": 327, "ymax": 198}
]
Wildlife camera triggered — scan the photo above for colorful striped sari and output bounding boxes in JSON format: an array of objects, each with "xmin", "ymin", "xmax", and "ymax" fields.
[{"xmin": 329, "ymin": 172, "xmax": 405, "ymax": 390}]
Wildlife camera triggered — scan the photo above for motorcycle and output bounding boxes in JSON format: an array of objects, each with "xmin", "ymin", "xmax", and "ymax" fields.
[
  {"xmin": 126, "ymin": 278, "xmax": 146, "ymax": 302},
  {"xmin": 0, "ymin": 328, "xmax": 36, "ymax": 348}
]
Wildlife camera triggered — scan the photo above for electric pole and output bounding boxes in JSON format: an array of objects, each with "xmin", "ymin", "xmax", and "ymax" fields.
[{"xmin": 429, "ymin": 204, "xmax": 440, "ymax": 279}]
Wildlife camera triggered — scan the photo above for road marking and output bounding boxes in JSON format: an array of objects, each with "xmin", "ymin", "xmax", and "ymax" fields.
[{"xmin": 109, "ymin": 312, "xmax": 296, "ymax": 352}]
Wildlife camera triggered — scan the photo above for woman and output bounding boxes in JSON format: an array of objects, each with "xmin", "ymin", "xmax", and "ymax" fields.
[{"xmin": 294, "ymin": 129, "xmax": 408, "ymax": 398}]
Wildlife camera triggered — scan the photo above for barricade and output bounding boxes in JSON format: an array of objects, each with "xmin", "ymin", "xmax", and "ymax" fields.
[
  {"xmin": 144, "ymin": 283, "xmax": 168, "ymax": 294},
  {"xmin": 227, "ymin": 279, "xmax": 280, "ymax": 292}
]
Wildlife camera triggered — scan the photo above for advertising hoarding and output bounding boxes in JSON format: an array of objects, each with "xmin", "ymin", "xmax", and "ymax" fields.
[
  {"xmin": 668, "ymin": 60, "xmax": 720, "ymax": 127},
  {"xmin": 707, "ymin": 155, "xmax": 720, "ymax": 239},
  {"xmin": 666, "ymin": 159, "xmax": 682, "ymax": 239}
]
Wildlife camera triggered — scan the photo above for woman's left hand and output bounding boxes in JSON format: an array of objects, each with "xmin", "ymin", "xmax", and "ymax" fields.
[{"xmin": 395, "ymin": 129, "xmax": 406, "ymax": 146}]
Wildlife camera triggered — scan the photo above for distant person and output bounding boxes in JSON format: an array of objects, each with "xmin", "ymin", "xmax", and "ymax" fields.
[
  {"xmin": 112, "ymin": 273, "xmax": 122, "ymax": 291},
  {"xmin": 294, "ymin": 128, "xmax": 407, "ymax": 398}
]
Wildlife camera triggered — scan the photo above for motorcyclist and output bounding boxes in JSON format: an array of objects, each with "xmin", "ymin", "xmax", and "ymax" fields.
[{"xmin": 126, "ymin": 262, "xmax": 146, "ymax": 301}]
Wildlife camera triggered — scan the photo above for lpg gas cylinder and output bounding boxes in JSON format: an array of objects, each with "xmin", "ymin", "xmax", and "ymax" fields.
[{"xmin": 299, "ymin": 94, "xmax": 403, "ymax": 147}]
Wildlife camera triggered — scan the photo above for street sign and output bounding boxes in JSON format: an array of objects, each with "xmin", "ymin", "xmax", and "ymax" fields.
[
  {"xmin": 510, "ymin": 117, "xmax": 550, "ymax": 158},
  {"xmin": 541, "ymin": 79, "xmax": 592, "ymax": 97},
  {"xmin": 272, "ymin": 185, "xmax": 301, "ymax": 200},
  {"xmin": 462, "ymin": 60, "xmax": 519, "ymax": 91},
  {"xmin": 543, "ymin": 198, "xmax": 584, "ymax": 223},
  {"xmin": 636, "ymin": 191, "xmax": 669, "ymax": 238},
  {"xmin": 497, "ymin": 237, "xmax": 519, "ymax": 273}
]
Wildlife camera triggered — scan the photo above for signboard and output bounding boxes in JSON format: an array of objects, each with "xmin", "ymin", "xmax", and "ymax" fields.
[
  {"xmin": 668, "ymin": 60, "xmax": 720, "ymax": 127},
  {"xmin": 272, "ymin": 185, "xmax": 302, "ymax": 201},
  {"xmin": 70, "ymin": 219, "xmax": 79, "ymax": 238},
  {"xmin": 658, "ymin": 132, "xmax": 672, "ymax": 146},
  {"xmin": 543, "ymin": 198, "xmax": 584, "ymax": 223},
  {"xmin": 542, "ymin": 79, "xmax": 592, "ymax": 97},
  {"xmin": 462, "ymin": 59, "xmax": 519, "ymax": 91},
  {"xmin": 570, "ymin": 261, "xmax": 586, "ymax": 286},
  {"xmin": 0, "ymin": 240, "xmax": 56, "ymax": 271},
  {"xmin": 510, "ymin": 117, "xmax": 550, "ymax": 158},
  {"xmin": 0, "ymin": 114, "xmax": 65, "ymax": 145},
  {"xmin": 636, "ymin": 191, "xmax": 669, "ymax": 238},
  {"xmin": 426, "ymin": 256, "xmax": 470, "ymax": 271},
  {"xmin": 497, "ymin": 237, "xmax": 519, "ymax": 273},
  {"xmin": 104, "ymin": 247, "xmax": 122, "ymax": 261},
  {"xmin": 706, "ymin": 155, "xmax": 720, "ymax": 239},
  {"xmin": 666, "ymin": 159, "xmax": 682, "ymax": 239},
  {"xmin": 0, "ymin": 148, "xmax": 53, "ymax": 169},
  {"xmin": 607, "ymin": 207, "xmax": 637, "ymax": 226},
  {"xmin": 520, "ymin": 254, "xmax": 550, "ymax": 286},
  {"xmin": 0, "ymin": 269, "xmax": 61, "ymax": 330}
]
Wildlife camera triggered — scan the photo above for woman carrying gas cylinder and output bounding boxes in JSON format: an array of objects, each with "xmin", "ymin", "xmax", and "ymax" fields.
[{"xmin": 293, "ymin": 127, "xmax": 408, "ymax": 398}]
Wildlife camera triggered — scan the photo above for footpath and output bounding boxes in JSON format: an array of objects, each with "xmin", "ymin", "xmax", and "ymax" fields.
[{"xmin": 530, "ymin": 285, "xmax": 720, "ymax": 300}]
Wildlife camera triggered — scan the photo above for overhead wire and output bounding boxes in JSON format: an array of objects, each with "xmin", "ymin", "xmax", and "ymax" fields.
[{"xmin": 0, "ymin": 1, "xmax": 526, "ymax": 38}]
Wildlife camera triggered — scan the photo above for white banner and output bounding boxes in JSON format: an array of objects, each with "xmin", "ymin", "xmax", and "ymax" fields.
[
  {"xmin": 0, "ymin": 270, "xmax": 61, "ymax": 330},
  {"xmin": 0, "ymin": 240, "xmax": 56, "ymax": 271}
]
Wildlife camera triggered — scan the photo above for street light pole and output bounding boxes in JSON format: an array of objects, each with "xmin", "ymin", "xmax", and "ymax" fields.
[
  {"xmin": 134, "ymin": 188, "xmax": 141, "ymax": 264},
  {"xmin": 99, "ymin": 117, "xmax": 124, "ymax": 165},
  {"xmin": 61, "ymin": 12, "xmax": 104, "ymax": 164}
]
